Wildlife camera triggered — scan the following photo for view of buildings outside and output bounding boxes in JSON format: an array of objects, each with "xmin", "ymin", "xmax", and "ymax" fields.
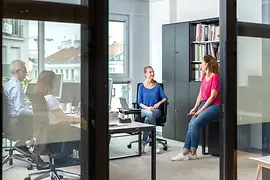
[{"xmin": 2, "ymin": 19, "xmax": 128, "ymax": 110}]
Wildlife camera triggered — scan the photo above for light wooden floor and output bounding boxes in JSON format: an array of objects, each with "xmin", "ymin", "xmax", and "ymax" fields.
[{"xmin": 3, "ymin": 137, "xmax": 262, "ymax": 180}]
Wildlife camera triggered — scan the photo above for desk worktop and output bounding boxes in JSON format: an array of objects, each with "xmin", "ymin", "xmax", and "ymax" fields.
[{"xmin": 39, "ymin": 113, "xmax": 155, "ymax": 144}]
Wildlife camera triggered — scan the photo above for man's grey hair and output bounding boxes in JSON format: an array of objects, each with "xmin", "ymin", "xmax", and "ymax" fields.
[{"xmin": 10, "ymin": 60, "xmax": 26, "ymax": 73}]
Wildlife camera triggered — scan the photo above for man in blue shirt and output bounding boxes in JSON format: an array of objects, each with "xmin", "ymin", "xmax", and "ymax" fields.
[
  {"xmin": 4, "ymin": 60, "xmax": 32, "ymax": 117},
  {"xmin": 4, "ymin": 60, "xmax": 48, "ymax": 168}
]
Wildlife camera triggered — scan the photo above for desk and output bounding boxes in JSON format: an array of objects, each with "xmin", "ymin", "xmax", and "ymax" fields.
[
  {"xmin": 250, "ymin": 156, "xmax": 270, "ymax": 180},
  {"xmin": 109, "ymin": 121, "xmax": 156, "ymax": 180},
  {"xmin": 69, "ymin": 115, "xmax": 157, "ymax": 180}
]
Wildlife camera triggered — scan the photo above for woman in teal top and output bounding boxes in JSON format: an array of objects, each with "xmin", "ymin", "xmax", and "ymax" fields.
[{"xmin": 138, "ymin": 66, "xmax": 167, "ymax": 153}]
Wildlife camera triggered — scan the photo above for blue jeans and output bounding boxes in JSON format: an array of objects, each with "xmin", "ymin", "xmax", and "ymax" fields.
[
  {"xmin": 141, "ymin": 109, "xmax": 161, "ymax": 145},
  {"xmin": 183, "ymin": 101, "xmax": 220, "ymax": 150}
]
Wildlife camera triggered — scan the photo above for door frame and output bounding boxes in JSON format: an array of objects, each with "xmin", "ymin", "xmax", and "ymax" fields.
[
  {"xmin": 1, "ymin": 1, "xmax": 109, "ymax": 180},
  {"xmin": 219, "ymin": 0, "xmax": 237, "ymax": 179},
  {"xmin": 220, "ymin": 0, "xmax": 270, "ymax": 179}
]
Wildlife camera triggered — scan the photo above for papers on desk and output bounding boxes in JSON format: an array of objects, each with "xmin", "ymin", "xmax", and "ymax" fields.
[
  {"xmin": 70, "ymin": 123, "xmax": 80, "ymax": 128},
  {"xmin": 109, "ymin": 122, "xmax": 127, "ymax": 127}
]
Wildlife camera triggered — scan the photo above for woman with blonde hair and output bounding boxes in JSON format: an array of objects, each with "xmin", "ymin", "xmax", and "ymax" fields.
[
  {"xmin": 35, "ymin": 70, "xmax": 80, "ymax": 125},
  {"xmin": 138, "ymin": 66, "xmax": 168, "ymax": 153},
  {"xmin": 34, "ymin": 70, "xmax": 83, "ymax": 163},
  {"xmin": 171, "ymin": 55, "xmax": 220, "ymax": 161}
]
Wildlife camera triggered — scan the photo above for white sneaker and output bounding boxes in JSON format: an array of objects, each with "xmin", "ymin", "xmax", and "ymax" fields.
[
  {"xmin": 156, "ymin": 146, "xmax": 162, "ymax": 154},
  {"xmin": 141, "ymin": 144, "xmax": 146, "ymax": 153},
  {"xmin": 189, "ymin": 153, "xmax": 197, "ymax": 160},
  {"xmin": 171, "ymin": 153, "xmax": 190, "ymax": 161}
]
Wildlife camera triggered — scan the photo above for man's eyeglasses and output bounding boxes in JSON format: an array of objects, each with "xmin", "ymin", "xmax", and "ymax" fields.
[{"xmin": 18, "ymin": 69, "xmax": 28, "ymax": 73}]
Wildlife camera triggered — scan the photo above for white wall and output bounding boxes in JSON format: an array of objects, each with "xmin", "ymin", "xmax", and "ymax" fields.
[
  {"xmin": 109, "ymin": 0, "xmax": 150, "ymax": 102},
  {"xmin": 149, "ymin": 0, "xmax": 219, "ymax": 82},
  {"xmin": 149, "ymin": 0, "xmax": 170, "ymax": 82},
  {"xmin": 176, "ymin": 0, "xmax": 219, "ymax": 22}
]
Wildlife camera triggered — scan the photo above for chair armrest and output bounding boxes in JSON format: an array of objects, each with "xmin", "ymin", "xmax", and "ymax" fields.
[
  {"xmin": 164, "ymin": 101, "xmax": 168, "ymax": 116},
  {"xmin": 132, "ymin": 102, "xmax": 138, "ymax": 108}
]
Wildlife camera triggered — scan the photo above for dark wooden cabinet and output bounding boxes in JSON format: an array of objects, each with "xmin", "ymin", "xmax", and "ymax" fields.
[
  {"xmin": 175, "ymin": 23, "xmax": 190, "ymax": 82},
  {"xmin": 189, "ymin": 82, "xmax": 201, "ymax": 110},
  {"xmin": 174, "ymin": 82, "xmax": 189, "ymax": 141},
  {"xmin": 162, "ymin": 81, "xmax": 175, "ymax": 140},
  {"xmin": 162, "ymin": 22, "xmax": 190, "ymax": 140},
  {"xmin": 162, "ymin": 24, "xmax": 175, "ymax": 82},
  {"xmin": 162, "ymin": 20, "xmax": 220, "ymax": 157}
]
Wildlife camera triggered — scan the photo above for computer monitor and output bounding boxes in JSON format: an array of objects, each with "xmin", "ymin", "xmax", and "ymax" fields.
[
  {"xmin": 51, "ymin": 73, "xmax": 63, "ymax": 99},
  {"xmin": 26, "ymin": 73, "xmax": 63, "ymax": 99},
  {"xmin": 108, "ymin": 78, "xmax": 113, "ymax": 110}
]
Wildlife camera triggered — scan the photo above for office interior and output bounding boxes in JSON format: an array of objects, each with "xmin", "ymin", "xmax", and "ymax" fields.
[{"xmin": 1, "ymin": 0, "xmax": 270, "ymax": 180}]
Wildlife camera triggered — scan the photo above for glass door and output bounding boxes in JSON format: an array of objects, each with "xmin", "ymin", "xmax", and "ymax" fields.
[
  {"xmin": 1, "ymin": 0, "xmax": 109, "ymax": 180},
  {"xmin": 221, "ymin": 0, "xmax": 270, "ymax": 179}
]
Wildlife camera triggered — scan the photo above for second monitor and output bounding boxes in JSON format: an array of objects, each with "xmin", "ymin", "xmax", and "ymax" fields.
[{"xmin": 26, "ymin": 73, "xmax": 63, "ymax": 99}]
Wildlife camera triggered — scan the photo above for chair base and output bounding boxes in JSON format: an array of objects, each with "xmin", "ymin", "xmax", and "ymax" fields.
[
  {"xmin": 25, "ymin": 157, "xmax": 80, "ymax": 180},
  {"xmin": 127, "ymin": 137, "xmax": 168, "ymax": 151},
  {"xmin": 25, "ymin": 169, "xmax": 80, "ymax": 180},
  {"xmin": 2, "ymin": 146, "xmax": 35, "ymax": 170}
]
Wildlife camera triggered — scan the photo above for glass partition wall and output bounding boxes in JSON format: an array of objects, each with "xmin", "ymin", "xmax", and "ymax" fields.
[
  {"xmin": 1, "ymin": 0, "xmax": 109, "ymax": 180},
  {"xmin": 221, "ymin": 0, "xmax": 270, "ymax": 179}
]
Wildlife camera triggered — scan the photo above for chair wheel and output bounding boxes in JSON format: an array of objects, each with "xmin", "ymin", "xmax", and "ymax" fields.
[
  {"xmin": 127, "ymin": 144, "xmax": 132, "ymax": 148},
  {"xmin": 27, "ymin": 164, "xmax": 33, "ymax": 170},
  {"xmin": 24, "ymin": 177, "xmax": 31, "ymax": 180},
  {"xmin": 163, "ymin": 146, "xmax": 168, "ymax": 151}
]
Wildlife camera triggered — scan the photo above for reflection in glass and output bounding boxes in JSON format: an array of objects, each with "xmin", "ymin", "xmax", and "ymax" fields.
[
  {"xmin": 2, "ymin": 19, "xmax": 82, "ymax": 179},
  {"xmin": 237, "ymin": 36, "xmax": 270, "ymax": 179},
  {"xmin": 44, "ymin": 22, "xmax": 81, "ymax": 83},
  {"xmin": 237, "ymin": 0, "xmax": 270, "ymax": 24}
]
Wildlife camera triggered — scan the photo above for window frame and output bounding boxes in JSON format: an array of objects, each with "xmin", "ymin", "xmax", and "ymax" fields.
[
  {"xmin": 110, "ymin": 82, "xmax": 131, "ymax": 110},
  {"xmin": 109, "ymin": 14, "xmax": 129, "ymax": 81},
  {"xmin": 29, "ymin": 14, "xmax": 129, "ymax": 84}
]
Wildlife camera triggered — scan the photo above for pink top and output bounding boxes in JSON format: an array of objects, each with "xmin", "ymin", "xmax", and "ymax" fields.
[{"xmin": 200, "ymin": 73, "xmax": 220, "ymax": 106}]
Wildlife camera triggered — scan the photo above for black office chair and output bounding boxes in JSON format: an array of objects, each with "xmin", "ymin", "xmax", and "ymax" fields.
[
  {"xmin": 25, "ymin": 94, "xmax": 80, "ymax": 180},
  {"xmin": 2, "ymin": 86, "xmax": 35, "ymax": 170},
  {"xmin": 127, "ymin": 83, "xmax": 168, "ymax": 151}
]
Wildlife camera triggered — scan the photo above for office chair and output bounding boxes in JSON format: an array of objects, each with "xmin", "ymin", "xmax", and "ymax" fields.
[
  {"xmin": 127, "ymin": 83, "xmax": 168, "ymax": 151},
  {"xmin": 2, "ymin": 87, "xmax": 35, "ymax": 170},
  {"xmin": 25, "ymin": 94, "xmax": 80, "ymax": 180}
]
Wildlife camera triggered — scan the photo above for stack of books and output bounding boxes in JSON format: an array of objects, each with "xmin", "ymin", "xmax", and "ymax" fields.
[
  {"xmin": 195, "ymin": 23, "xmax": 220, "ymax": 42},
  {"xmin": 193, "ymin": 23, "xmax": 220, "ymax": 62},
  {"xmin": 194, "ymin": 43, "xmax": 220, "ymax": 61}
]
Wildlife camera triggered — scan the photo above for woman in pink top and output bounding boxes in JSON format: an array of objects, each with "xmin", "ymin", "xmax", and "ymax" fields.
[{"xmin": 171, "ymin": 55, "xmax": 220, "ymax": 161}]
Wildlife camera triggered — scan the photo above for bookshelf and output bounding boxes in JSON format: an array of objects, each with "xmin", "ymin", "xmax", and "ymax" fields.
[{"xmin": 190, "ymin": 18, "xmax": 220, "ymax": 81}]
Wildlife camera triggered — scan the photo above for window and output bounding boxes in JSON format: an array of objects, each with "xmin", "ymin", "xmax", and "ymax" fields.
[
  {"xmin": 9, "ymin": 47, "xmax": 20, "ymax": 63},
  {"xmin": 44, "ymin": 21, "xmax": 81, "ymax": 83},
  {"xmin": 109, "ymin": 67, "xmax": 116, "ymax": 73},
  {"xmin": 66, "ymin": 69, "xmax": 69, "ymax": 80},
  {"xmin": 2, "ymin": 46, "xmax": 7, "ymax": 64},
  {"xmin": 2, "ymin": 46, "xmax": 9, "ymax": 78},
  {"xmin": 109, "ymin": 15, "xmax": 130, "ymax": 110},
  {"xmin": 71, "ymin": 69, "xmax": 74, "ymax": 79},
  {"xmin": 110, "ymin": 83, "xmax": 129, "ymax": 111},
  {"xmin": 109, "ymin": 15, "xmax": 128, "ymax": 78}
]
